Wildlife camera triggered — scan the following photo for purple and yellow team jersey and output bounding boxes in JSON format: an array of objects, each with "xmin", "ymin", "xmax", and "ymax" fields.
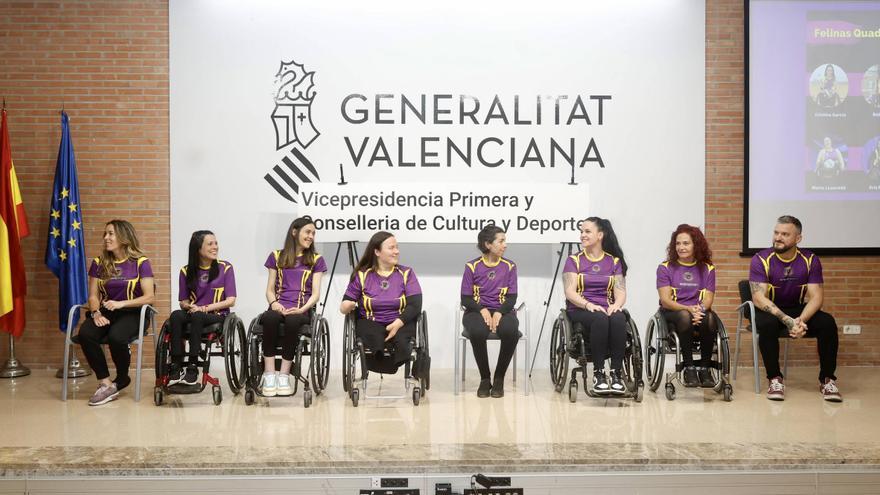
[
  {"xmin": 563, "ymin": 251, "xmax": 622, "ymax": 310},
  {"xmin": 265, "ymin": 251, "xmax": 327, "ymax": 310},
  {"xmin": 344, "ymin": 265, "xmax": 422, "ymax": 323},
  {"xmin": 656, "ymin": 260, "xmax": 716, "ymax": 307},
  {"xmin": 461, "ymin": 257, "xmax": 517, "ymax": 311},
  {"xmin": 88, "ymin": 257, "xmax": 153, "ymax": 302},
  {"xmin": 749, "ymin": 248, "xmax": 823, "ymax": 307},
  {"xmin": 177, "ymin": 261, "xmax": 237, "ymax": 315}
]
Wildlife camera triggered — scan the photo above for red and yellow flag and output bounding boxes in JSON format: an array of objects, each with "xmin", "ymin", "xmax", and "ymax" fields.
[{"xmin": 0, "ymin": 109, "xmax": 30, "ymax": 338}]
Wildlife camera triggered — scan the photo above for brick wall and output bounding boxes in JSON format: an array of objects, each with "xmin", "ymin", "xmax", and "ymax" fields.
[
  {"xmin": 706, "ymin": 0, "xmax": 880, "ymax": 369},
  {"xmin": 1, "ymin": 0, "xmax": 877, "ymax": 371},
  {"xmin": 0, "ymin": 0, "xmax": 169, "ymax": 368}
]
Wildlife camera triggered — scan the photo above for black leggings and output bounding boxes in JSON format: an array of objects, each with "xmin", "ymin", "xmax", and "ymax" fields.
[
  {"xmin": 169, "ymin": 310, "xmax": 225, "ymax": 365},
  {"xmin": 462, "ymin": 310, "xmax": 520, "ymax": 381},
  {"xmin": 261, "ymin": 310, "xmax": 311, "ymax": 361},
  {"xmin": 754, "ymin": 305, "xmax": 838, "ymax": 382},
  {"xmin": 356, "ymin": 318, "xmax": 416, "ymax": 374},
  {"xmin": 567, "ymin": 309, "xmax": 627, "ymax": 371},
  {"xmin": 661, "ymin": 309, "xmax": 718, "ymax": 367},
  {"xmin": 78, "ymin": 308, "xmax": 147, "ymax": 382}
]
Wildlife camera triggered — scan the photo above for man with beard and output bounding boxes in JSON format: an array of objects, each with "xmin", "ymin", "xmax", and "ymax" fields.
[{"xmin": 748, "ymin": 215, "xmax": 841, "ymax": 402}]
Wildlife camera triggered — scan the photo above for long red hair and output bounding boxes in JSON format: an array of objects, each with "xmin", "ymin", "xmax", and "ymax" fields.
[{"xmin": 666, "ymin": 224, "xmax": 712, "ymax": 265}]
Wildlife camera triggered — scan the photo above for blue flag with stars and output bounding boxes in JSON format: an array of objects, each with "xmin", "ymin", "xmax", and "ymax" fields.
[{"xmin": 45, "ymin": 112, "xmax": 87, "ymax": 332}]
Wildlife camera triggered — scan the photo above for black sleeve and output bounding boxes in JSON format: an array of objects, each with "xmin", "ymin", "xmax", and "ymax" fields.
[
  {"xmin": 400, "ymin": 294, "xmax": 423, "ymax": 324},
  {"xmin": 498, "ymin": 293, "xmax": 518, "ymax": 314},
  {"xmin": 460, "ymin": 294, "xmax": 483, "ymax": 313},
  {"xmin": 342, "ymin": 294, "xmax": 357, "ymax": 302}
]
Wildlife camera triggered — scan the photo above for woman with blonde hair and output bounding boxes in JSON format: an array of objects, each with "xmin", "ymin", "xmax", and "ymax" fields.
[{"xmin": 78, "ymin": 220, "xmax": 155, "ymax": 406}]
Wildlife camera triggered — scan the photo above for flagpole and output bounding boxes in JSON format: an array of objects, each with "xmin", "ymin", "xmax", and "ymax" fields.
[
  {"xmin": 55, "ymin": 348, "xmax": 90, "ymax": 378},
  {"xmin": 0, "ymin": 334, "xmax": 30, "ymax": 378}
]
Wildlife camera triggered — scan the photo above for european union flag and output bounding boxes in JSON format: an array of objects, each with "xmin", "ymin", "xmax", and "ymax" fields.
[{"xmin": 45, "ymin": 112, "xmax": 87, "ymax": 332}]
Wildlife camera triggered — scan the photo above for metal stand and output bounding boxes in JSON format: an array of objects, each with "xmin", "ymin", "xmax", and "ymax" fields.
[
  {"xmin": 56, "ymin": 348, "xmax": 91, "ymax": 378},
  {"xmin": 528, "ymin": 242, "xmax": 580, "ymax": 377},
  {"xmin": 0, "ymin": 334, "xmax": 31, "ymax": 378},
  {"xmin": 319, "ymin": 240, "xmax": 359, "ymax": 317}
]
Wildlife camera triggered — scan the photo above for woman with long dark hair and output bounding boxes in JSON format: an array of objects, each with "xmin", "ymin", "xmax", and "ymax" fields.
[
  {"xmin": 562, "ymin": 217, "xmax": 628, "ymax": 395},
  {"xmin": 260, "ymin": 216, "xmax": 327, "ymax": 397},
  {"xmin": 460, "ymin": 225, "xmax": 519, "ymax": 398},
  {"xmin": 168, "ymin": 230, "xmax": 237, "ymax": 386},
  {"xmin": 340, "ymin": 231, "xmax": 422, "ymax": 374},
  {"xmin": 78, "ymin": 220, "xmax": 155, "ymax": 406},
  {"xmin": 656, "ymin": 224, "xmax": 718, "ymax": 388}
]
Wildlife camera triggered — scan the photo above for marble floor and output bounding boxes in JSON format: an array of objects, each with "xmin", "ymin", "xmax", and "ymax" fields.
[{"xmin": 0, "ymin": 366, "xmax": 878, "ymax": 477}]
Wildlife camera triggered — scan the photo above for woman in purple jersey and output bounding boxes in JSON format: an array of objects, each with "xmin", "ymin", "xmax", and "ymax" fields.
[
  {"xmin": 563, "ymin": 217, "xmax": 629, "ymax": 395},
  {"xmin": 79, "ymin": 220, "xmax": 155, "ymax": 406},
  {"xmin": 656, "ymin": 224, "xmax": 718, "ymax": 388},
  {"xmin": 340, "ymin": 231, "xmax": 423, "ymax": 374},
  {"xmin": 167, "ymin": 230, "xmax": 237, "ymax": 386},
  {"xmin": 461, "ymin": 225, "xmax": 520, "ymax": 398},
  {"xmin": 260, "ymin": 216, "xmax": 327, "ymax": 397}
]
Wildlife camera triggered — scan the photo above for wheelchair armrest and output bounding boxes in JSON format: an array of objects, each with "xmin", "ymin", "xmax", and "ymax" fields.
[{"xmin": 65, "ymin": 304, "xmax": 90, "ymax": 344}]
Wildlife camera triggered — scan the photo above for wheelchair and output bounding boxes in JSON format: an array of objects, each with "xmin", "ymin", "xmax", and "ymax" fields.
[
  {"xmin": 341, "ymin": 310, "xmax": 431, "ymax": 407},
  {"xmin": 153, "ymin": 312, "xmax": 246, "ymax": 406},
  {"xmin": 644, "ymin": 310, "xmax": 733, "ymax": 401},
  {"xmin": 549, "ymin": 309, "xmax": 644, "ymax": 402},
  {"xmin": 242, "ymin": 308, "xmax": 330, "ymax": 408}
]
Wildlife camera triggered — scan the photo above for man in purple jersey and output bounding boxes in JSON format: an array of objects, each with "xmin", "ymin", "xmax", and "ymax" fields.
[{"xmin": 749, "ymin": 215, "xmax": 841, "ymax": 402}]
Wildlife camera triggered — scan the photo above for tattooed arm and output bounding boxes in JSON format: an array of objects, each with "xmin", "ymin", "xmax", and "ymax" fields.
[
  {"xmin": 749, "ymin": 281, "xmax": 796, "ymax": 330},
  {"xmin": 606, "ymin": 275, "xmax": 627, "ymax": 314}
]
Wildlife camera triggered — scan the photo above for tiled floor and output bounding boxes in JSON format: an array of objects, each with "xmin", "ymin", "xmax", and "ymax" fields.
[{"xmin": 0, "ymin": 366, "xmax": 876, "ymax": 477}]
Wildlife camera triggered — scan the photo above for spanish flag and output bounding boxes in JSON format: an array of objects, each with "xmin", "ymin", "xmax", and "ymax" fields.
[{"xmin": 0, "ymin": 109, "xmax": 30, "ymax": 338}]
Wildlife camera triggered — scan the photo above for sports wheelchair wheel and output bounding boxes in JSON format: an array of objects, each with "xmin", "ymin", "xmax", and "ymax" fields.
[
  {"xmin": 243, "ymin": 317, "xmax": 263, "ymax": 405},
  {"xmin": 549, "ymin": 310, "xmax": 570, "ymax": 393},
  {"xmin": 644, "ymin": 313, "xmax": 666, "ymax": 393},
  {"xmin": 154, "ymin": 320, "xmax": 172, "ymax": 390},
  {"xmin": 622, "ymin": 311, "xmax": 645, "ymax": 402},
  {"xmin": 342, "ymin": 313, "xmax": 355, "ymax": 393},
  {"xmin": 309, "ymin": 317, "xmax": 331, "ymax": 395},
  {"xmin": 222, "ymin": 314, "xmax": 246, "ymax": 394},
  {"xmin": 416, "ymin": 310, "xmax": 431, "ymax": 395},
  {"xmin": 714, "ymin": 317, "xmax": 733, "ymax": 402},
  {"xmin": 342, "ymin": 313, "xmax": 366, "ymax": 405}
]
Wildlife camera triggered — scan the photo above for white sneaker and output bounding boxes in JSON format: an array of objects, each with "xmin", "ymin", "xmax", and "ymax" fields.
[
  {"xmin": 261, "ymin": 372, "xmax": 278, "ymax": 397},
  {"xmin": 276, "ymin": 373, "xmax": 293, "ymax": 396}
]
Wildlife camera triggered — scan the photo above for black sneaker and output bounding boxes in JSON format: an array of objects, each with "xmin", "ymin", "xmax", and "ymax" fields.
[
  {"xmin": 683, "ymin": 366, "xmax": 699, "ymax": 387},
  {"xmin": 477, "ymin": 379, "xmax": 492, "ymax": 398},
  {"xmin": 167, "ymin": 366, "xmax": 185, "ymax": 386},
  {"xmin": 490, "ymin": 380, "xmax": 504, "ymax": 398},
  {"xmin": 698, "ymin": 367, "xmax": 715, "ymax": 388},
  {"xmin": 182, "ymin": 365, "xmax": 199, "ymax": 386},
  {"xmin": 592, "ymin": 370, "xmax": 611, "ymax": 395},
  {"xmin": 609, "ymin": 369, "xmax": 626, "ymax": 395}
]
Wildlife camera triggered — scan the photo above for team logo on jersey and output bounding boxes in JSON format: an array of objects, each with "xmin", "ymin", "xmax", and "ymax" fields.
[
  {"xmin": 591, "ymin": 264, "xmax": 601, "ymax": 273},
  {"xmin": 683, "ymin": 271, "xmax": 694, "ymax": 282},
  {"xmin": 783, "ymin": 266, "xmax": 793, "ymax": 277},
  {"xmin": 380, "ymin": 280, "xmax": 390, "ymax": 290},
  {"xmin": 265, "ymin": 59, "xmax": 322, "ymax": 203},
  {"xmin": 487, "ymin": 270, "xmax": 496, "ymax": 280},
  {"xmin": 200, "ymin": 273, "xmax": 209, "ymax": 283}
]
